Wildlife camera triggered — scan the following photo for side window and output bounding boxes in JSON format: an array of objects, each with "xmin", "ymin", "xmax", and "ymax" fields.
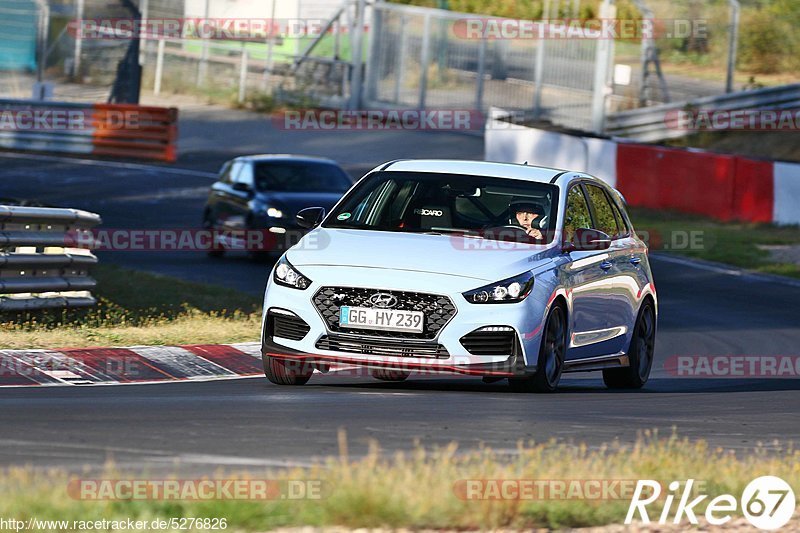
[
  {"xmin": 609, "ymin": 196, "xmax": 630, "ymax": 236},
  {"xmin": 585, "ymin": 184, "xmax": 619, "ymax": 237},
  {"xmin": 564, "ymin": 186, "xmax": 592, "ymax": 243},
  {"xmin": 235, "ymin": 162, "xmax": 254, "ymax": 188},
  {"xmin": 218, "ymin": 161, "xmax": 233, "ymax": 183},
  {"xmin": 229, "ymin": 160, "xmax": 246, "ymax": 185}
]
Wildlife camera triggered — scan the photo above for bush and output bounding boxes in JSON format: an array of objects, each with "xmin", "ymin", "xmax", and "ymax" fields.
[{"xmin": 737, "ymin": 8, "xmax": 793, "ymax": 74}]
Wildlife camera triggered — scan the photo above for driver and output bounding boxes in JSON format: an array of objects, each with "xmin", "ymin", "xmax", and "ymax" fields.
[{"xmin": 509, "ymin": 200, "xmax": 545, "ymax": 240}]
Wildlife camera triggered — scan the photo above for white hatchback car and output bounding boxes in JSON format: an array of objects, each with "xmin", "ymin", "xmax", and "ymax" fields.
[{"xmin": 261, "ymin": 160, "xmax": 657, "ymax": 392}]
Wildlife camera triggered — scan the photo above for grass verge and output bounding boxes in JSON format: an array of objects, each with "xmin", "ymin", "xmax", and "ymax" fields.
[
  {"xmin": 0, "ymin": 433, "xmax": 797, "ymax": 530},
  {"xmin": 0, "ymin": 265, "xmax": 261, "ymax": 350},
  {"xmin": 629, "ymin": 208, "xmax": 800, "ymax": 279}
]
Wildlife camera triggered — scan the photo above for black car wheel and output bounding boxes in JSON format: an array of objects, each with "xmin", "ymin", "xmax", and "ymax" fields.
[
  {"xmin": 263, "ymin": 355, "xmax": 313, "ymax": 386},
  {"xmin": 509, "ymin": 302, "xmax": 567, "ymax": 393},
  {"xmin": 203, "ymin": 214, "xmax": 225, "ymax": 258},
  {"xmin": 603, "ymin": 300, "xmax": 655, "ymax": 389}
]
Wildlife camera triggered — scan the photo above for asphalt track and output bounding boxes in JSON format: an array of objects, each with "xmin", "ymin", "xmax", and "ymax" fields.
[{"xmin": 1, "ymin": 118, "xmax": 799, "ymax": 472}]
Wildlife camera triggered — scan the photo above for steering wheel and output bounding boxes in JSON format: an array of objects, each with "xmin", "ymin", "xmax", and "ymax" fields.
[
  {"xmin": 486, "ymin": 224, "xmax": 530, "ymax": 233},
  {"xmin": 482, "ymin": 224, "xmax": 532, "ymax": 240}
]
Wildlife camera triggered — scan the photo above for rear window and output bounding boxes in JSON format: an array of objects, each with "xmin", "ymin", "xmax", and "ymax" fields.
[{"xmin": 254, "ymin": 161, "xmax": 351, "ymax": 192}]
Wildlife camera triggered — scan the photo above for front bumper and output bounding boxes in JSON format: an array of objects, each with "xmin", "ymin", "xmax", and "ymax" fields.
[{"xmin": 261, "ymin": 266, "xmax": 549, "ymax": 377}]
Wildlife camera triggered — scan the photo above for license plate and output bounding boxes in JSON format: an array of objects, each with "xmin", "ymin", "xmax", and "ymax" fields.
[{"xmin": 339, "ymin": 306, "xmax": 424, "ymax": 333}]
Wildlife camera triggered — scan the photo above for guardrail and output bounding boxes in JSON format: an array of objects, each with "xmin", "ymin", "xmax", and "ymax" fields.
[
  {"xmin": 0, "ymin": 99, "xmax": 178, "ymax": 162},
  {"xmin": 605, "ymin": 84, "xmax": 800, "ymax": 142},
  {"xmin": 0, "ymin": 205, "xmax": 102, "ymax": 311}
]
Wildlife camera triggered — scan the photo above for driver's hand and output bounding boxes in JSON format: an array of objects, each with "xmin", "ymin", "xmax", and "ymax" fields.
[{"xmin": 526, "ymin": 228, "xmax": 543, "ymax": 240}]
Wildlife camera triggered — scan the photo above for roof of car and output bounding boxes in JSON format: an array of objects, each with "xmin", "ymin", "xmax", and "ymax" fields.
[
  {"xmin": 236, "ymin": 154, "xmax": 339, "ymax": 164},
  {"xmin": 378, "ymin": 159, "xmax": 571, "ymax": 183}
]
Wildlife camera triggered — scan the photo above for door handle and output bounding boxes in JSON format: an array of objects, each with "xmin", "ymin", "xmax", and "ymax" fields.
[
  {"xmin": 630, "ymin": 257, "xmax": 642, "ymax": 266},
  {"xmin": 600, "ymin": 260, "xmax": 613, "ymax": 271}
]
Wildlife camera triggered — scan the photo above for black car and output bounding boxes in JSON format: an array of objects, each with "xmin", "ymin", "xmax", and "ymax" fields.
[{"xmin": 202, "ymin": 155, "xmax": 352, "ymax": 258}]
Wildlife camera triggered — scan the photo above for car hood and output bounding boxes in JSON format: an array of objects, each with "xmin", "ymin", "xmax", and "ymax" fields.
[{"xmin": 287, "ymin": 228, "xmax": 558, "ymax": 282}]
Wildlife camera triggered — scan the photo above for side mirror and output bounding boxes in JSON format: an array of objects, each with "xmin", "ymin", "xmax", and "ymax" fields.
[
  {"xmin": 296, "ymin": 207, "xmax": 326, "ymax": 229},
  {"xmin": 563, "ymin": 228, "xmax": 611, "ymax": 253}
]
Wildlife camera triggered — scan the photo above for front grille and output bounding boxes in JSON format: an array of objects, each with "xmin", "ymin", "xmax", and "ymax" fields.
[
  {"xmin": 316, "ymin": 334, "xmax": 449, "ymax": 359},
  {"xmin": 460, "ymin": 328, "xmax": 517, "ymax": 356},
  {"xmin": 312, "ymin": 287, "xmax": 456, "ymax": 340},
  {"xmin": 267, "ymin": 310, "xmax": 310, "ymax": 341}
]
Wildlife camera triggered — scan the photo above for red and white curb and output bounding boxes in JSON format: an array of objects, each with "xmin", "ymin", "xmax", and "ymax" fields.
[{"xmin": 0, "ymin": 342, "xmax": 263, "ymax": 387}]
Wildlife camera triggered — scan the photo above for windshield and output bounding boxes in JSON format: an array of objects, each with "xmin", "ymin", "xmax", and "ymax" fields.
[
  {"xmin": 254, "ymin": 161, "xmax": 352, "ymax": 192},
  {"xmin": 324, "ymin": 171, "xmax": 559, "ymax": 244}
]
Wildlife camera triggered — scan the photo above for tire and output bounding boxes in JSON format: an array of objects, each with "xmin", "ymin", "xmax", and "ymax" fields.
[
  {"xmin": 263, "ymin": 356, "xmax": 313, "ymax": 386},
  {"xmin": 371, "ymin": 369, "xmax": 410, "ymax": 382},
  {"xmin": 203, "ymin": 214, "xmax": 225, "ymax": 258},
  {"xmin": 509, "ymin": 302, "xmax": 567, "ymax": 393},
  {"xmin": 603, "ymin": 300, "xmax": 656, "ymax": 389}
]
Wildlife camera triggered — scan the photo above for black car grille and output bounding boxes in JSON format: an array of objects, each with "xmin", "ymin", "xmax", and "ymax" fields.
[
  {"xmin": 312, "ymin": 287, "xmax": 456, "ymax": 340},
  {"xmin": 460, "ymin": 328, "xmax": 517, "ymax": 356},
  {"xmin": 316, "ymin": 334, "xmax": 449, "ymax": 359},
  {"xmin": 266, "ymin": 310, "xmax": 310, "ymax": 341}
]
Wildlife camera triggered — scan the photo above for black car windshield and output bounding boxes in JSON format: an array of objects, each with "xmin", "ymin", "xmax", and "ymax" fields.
[
  {"xmin": 254, "ymin": 161, "xmax": 351, "ymax": 192},
  {"xmin": 324, "ymin": 171, "xmax": 559, "ymax": 244}
]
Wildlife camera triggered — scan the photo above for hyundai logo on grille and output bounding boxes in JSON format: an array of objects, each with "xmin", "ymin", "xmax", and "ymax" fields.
[{"xmin": 368, "ymin": 292, "xmax": 398, "ymax": 309}]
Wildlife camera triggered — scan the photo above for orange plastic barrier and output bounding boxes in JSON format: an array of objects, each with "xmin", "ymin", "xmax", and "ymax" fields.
[{"xmin": 91, "ymin": 104, "xmax": 178, "ymax": 162}]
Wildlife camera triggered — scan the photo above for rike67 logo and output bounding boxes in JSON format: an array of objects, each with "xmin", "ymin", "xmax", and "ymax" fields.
[{"xmin": 626, "ymin": 476, "xmax": 795, "ymax": 530}]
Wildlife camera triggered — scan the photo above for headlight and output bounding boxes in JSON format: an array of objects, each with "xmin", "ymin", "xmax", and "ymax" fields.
[
  {"xmin": 463, "ymin": 272, "xmax": 534, "ymax": 304},
  {"xmin": 273, "ymin": 256, "xmax": 311, "ymax": 290},
  {"xmin": 266, "ymin": 207, "xmax": 284, "ymax": 218}
]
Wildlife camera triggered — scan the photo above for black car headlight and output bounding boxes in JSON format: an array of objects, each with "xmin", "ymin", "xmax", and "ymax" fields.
[
  {"xmin": 463, "ymin": 272, "xmax": 534, "ymax": 304},
  {"xmin": 273, "ymin": 256, "xmax": 312, "ymax": 290}
]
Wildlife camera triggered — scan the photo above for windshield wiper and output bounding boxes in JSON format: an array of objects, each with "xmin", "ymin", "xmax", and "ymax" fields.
[{"xmin": 421, "ymin": 229, "xmax": 483, "ymax": 238}]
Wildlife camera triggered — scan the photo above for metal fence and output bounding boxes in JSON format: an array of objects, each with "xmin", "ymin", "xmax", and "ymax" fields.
[
  {"xmin": 0, "ymin": 0, "xmax": 747, "ymax": 135},
  {"xmin": 363, "ymin": 1, "xmax": 607, "ymax": 132},
  {"xmin": 610, "ymin": 0, "xmax": 741, "ymax": 111},
  {"xmin": 0, "ymin": 205, "xmax": 101, "ymax": 311}
]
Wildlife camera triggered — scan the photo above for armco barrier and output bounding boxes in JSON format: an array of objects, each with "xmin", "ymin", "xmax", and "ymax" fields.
[
  {"xmin": 605, "ymin": 84, "xmax": 800, "ymax": 143},
  {"xmin": 485, "ymin": 111, "xmax": 800, "ymax": 225},
  {"xmin": 0, "ymin": 99, "xmax": 177, "ymax": 162},
  {"xmin": 0, "ymin": 205, "xmax": 102, "ymax": 311}
]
